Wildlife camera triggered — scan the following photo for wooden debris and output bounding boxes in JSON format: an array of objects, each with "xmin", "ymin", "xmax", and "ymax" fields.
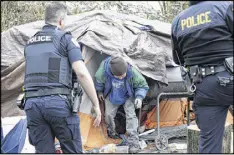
[{"xmin": 187, "ymin": 123, "xmax": 233, "ymax": 153}]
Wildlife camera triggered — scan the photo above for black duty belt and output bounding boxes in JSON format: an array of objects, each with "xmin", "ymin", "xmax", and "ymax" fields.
[
  {"xmin": 200, "ymin": 65, "xmax": 226, "ymax": 77},
  {"xmin": 25, "ymin": 87, "xmax": 71, "ymax": 98},
  {"xmin": 190, "ymin": 65, "xmax": 226, "ymax": 78}
]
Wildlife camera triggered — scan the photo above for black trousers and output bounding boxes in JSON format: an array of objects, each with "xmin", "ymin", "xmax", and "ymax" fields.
[
  {"xmin": 192, "ymin": 71, "xmax": 233, "ymax": 153},
  {"xmin": 24, "ymin": 95, "xmax": 82, "ymax": 153}
]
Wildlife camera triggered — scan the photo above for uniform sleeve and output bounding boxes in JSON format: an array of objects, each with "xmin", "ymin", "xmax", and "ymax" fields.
[
  {"xmin": 62, "ymin": 34, "xmax": 84, "ymax": 64},
  {"xmin": 225, "ymin": 3, "xmax": 233, "ymax": 36},
  {"xmin": 132, "ymin": 67, "xmax": 149, "ymax": 99}
]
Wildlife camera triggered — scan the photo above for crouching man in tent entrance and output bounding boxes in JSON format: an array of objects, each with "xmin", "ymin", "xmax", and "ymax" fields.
[{"xmin": 95, "ymin": 56, "xmax": 149, "ymax": 153}]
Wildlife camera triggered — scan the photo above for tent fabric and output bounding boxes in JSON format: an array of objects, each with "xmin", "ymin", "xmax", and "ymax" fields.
[
  {"xmin": 78, "ymin": 88, "xmax": 122, "ymax": 151},
  {"xmin": 1, "ymin": 10, "xmax": 176, "ymax": 84},
  {"xmin": 144, "ymin": 99, "xmax": 233, "ymax": 130},
  {"xmin": 144, "ymin": 98, "xmax": 187, "ymax": 129},
  {"xmin": 54, "ymin": 112, "xmax": 122, "ymax": 151},
  {"xmin": 226, "ymin": 111, "xmax": 233, "ymax": 125},
  {"xmin": 1, "ymin": 11, "xmax": 176, "ymax": 117},
  {"xmin": 185, "ymin": 101, "xmax": 196, "ymax": 121},
  {"xmin": 1, "ymin": 58, "xmax": 25, "ymax": 117},
  {"xmin": 1, "ymin": 118, "xmax": 27, "ymax": 153}
]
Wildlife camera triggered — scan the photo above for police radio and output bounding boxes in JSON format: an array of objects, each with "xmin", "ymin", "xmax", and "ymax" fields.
[
  {"xmin": 16, "ymin": 86, "xmax": 25, "ymax": 110},
  {"xmin": 71, "ymin": 71, "xmax": 83, "ymax": 113}
]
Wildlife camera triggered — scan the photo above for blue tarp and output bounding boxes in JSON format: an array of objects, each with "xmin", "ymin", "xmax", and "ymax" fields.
[{"xmin": 1, "ymin": 119, "xmax": 27, "ymax": 153}]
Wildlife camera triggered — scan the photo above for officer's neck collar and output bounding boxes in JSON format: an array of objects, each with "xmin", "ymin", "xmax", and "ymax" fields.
[
  {"xmin": 43, "ymin": 23, "xmax": 61, "ymax": 30},
  {"xmin": 189, "ymin": 1, "xmax": 205, "ymax": 6}
]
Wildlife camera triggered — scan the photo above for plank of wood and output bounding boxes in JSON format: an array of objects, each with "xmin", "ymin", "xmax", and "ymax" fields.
[{"xmin": 187, "ymin": 123, "xmax": 233, "ymax": 153}]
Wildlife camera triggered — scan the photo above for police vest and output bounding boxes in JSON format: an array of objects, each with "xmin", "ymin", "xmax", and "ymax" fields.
[
  {"xmin": 171, "ymin": 1, "xmax": 233, "ymax": 66},
  {"xmin": 24, "ymin": 28, "xmax": 72, "ymax": 90}
]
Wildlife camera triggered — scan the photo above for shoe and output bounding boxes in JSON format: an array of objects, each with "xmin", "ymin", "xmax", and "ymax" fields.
[
  {"xmin": 107, "ymin": 130, "xmax": 120, "ymax": 139},
  {"xmin": 129, "ymin": 144, "xmax": 140, "ymax": 153}
]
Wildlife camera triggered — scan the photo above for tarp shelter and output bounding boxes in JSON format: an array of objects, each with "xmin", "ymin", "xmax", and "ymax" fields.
[
  {"xmin": 1, "ymin": 10, "xmax": 175, "ymax": 116},
  {"xmin": 1, "ymin": 10, "xmax": 232, "ymax": 151}
]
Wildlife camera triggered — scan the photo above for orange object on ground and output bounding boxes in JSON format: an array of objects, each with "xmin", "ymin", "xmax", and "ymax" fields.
[
  {"xmin": 78, "ymin": 112, "xmax": 122, "ymax": 151},
  {"xmin": 54, "ymin": 112, "xmax": 121, "ymax": 151},
  {"xmin": 144, "ymin": 98, "xmax": 187, "ymax": 129}
]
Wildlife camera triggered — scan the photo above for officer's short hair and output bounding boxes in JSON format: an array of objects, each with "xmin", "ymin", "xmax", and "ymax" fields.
[{"xmin": 45, "ymin": 2, "xmax": 67, "ymax": 24}]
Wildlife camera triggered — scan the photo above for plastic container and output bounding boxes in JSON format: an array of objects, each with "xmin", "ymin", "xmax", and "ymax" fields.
[
  {"xmin": 99, "ymin": 144, "xmax": 116, "ymax": 153},
  {"xmin": 139, "ymin": 140, "xmax": 147, "ymax": 150},
  {"xmin": 115, "ymin": 146, "xmax": 129, "ymax": 153}
]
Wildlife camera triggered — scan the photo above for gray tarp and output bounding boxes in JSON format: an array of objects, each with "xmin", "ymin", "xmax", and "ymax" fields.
[
  {"xmin": 1, "ymin": 10, "xmax": 176, "ymax": 117},
  {"xmin": 1, "ymin": 58, "xmax": 26, "ymax": 117}
]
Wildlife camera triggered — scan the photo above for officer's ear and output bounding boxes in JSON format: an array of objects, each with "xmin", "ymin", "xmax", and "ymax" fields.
[
  {"xmin": 59, "ymin": 19, "xmax": 65, "ymax": 29},
  {"xmin": 59, "ymin": 19, "xmax": 62, "ymax": 26}
]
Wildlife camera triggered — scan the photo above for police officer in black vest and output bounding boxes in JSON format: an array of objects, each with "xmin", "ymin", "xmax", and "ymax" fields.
[
  {"xmin": 171, "ymin": 1, "xmax": 233, "ymax": 153},
  {"xmin": 23, "ymin": 2, "xmax": 101, "ymax": 153}
]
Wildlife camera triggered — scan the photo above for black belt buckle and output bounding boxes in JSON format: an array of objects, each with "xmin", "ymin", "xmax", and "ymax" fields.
[
  {"xmin": 208, "ymin": 66, "xmax": 215, "ymax": 75},
  {"xmin": 200, "ymin": 67, "xmax": 206, "ymax": 77},
  {"xmin": 201, "ymin": 66, "xmax": 215, "ymax": 77}
]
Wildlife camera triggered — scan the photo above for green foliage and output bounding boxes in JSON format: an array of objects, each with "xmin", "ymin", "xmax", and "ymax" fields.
[
  {"xmin": 1, "ymin": 1, "xmax": 48, "ymax": 31},
  {"xmin": 1, "ymin": 1, "xmax": 190, "ymax": 32},
  {"xmin": 1, "ymin": 1, "xmax": 84, "ymax": 31},
  {"xmin": 158, "ymin": 1, "xmax": 189, "ymax": 23}
]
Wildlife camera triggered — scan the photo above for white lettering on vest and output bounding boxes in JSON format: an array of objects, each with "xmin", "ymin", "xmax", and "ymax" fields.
[{"xmin": 28, "ymin": 36, "xmax": 52, "ymax": 44}]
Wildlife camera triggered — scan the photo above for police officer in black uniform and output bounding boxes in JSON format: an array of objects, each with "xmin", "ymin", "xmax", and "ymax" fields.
[
  {"xmin": 171, "ymin": 1, "xmax": 233, "ymax": 153},
  {"xmin": 23, "ymin": 2, "xmax": 101, "ymax": 153}
]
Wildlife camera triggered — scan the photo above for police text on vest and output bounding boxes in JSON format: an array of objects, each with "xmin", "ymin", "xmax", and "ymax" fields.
[
  {"xmin": 181, "ymin": 11, "xmax": 212, "ymax": 31},
  {"xmin": 28, "ymin": 36, "xmax": 52, "ymax": 44}
]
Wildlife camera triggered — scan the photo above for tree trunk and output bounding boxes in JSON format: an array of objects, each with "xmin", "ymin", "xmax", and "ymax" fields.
[{"xmin": 187, "ymin": 123, "xmax": 233, "ymax": 153}]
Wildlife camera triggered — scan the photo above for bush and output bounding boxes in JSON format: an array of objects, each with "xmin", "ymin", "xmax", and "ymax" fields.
[
  {"xmin": 1, "ymin": 1, "xmax": 189, "ymax": 32},
  {"xmin": 1, "ymin": 1, "xmax": 51, "ymax": 31}
]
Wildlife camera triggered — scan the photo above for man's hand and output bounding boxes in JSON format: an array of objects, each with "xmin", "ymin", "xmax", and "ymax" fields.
[
  {"xmin": 72, "ymin": 60, "xmax": 102, "ymax": 127},
  {"xmin": 93, "ymin": 106, "xmax": 101, "ymax": 127},
  {"xmin": 98, "ymin": 92, "xmax": 104, "ymax": 101},
  {"xmin": 134, "ymin": 98, "xmax": 142, "ymax": 109}
]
